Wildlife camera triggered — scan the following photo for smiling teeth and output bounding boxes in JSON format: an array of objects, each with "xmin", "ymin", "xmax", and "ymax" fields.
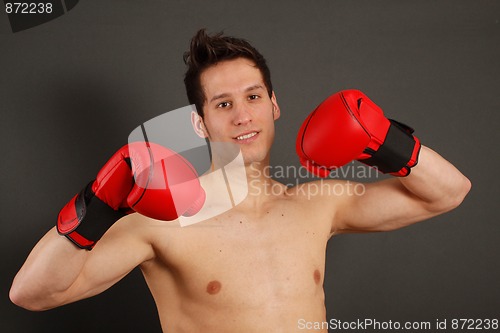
[{"xmin": 236, "ymin": 132, "xmax": 257, "ymax": 140}]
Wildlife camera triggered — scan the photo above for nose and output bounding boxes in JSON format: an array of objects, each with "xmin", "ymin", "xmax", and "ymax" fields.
[{"xmin": 232, "ymin": 103, "xmax": 252, "ymax": 126}]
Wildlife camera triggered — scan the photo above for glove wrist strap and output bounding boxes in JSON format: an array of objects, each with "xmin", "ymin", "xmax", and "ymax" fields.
[
  {"xmin": 362, "ymin": 120, "xmax": 421, "ymax": 177},
  {"xmin": 57, "ymin": 181, "xmax": 126, "ymax": 250}
]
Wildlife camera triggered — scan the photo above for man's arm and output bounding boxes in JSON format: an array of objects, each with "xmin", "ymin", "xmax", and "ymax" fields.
[
  {"xmin": 332, "ymin": 145, "xmax": 471, "ymax": 234},
  {"xmin": 296, "ymin": 89, "xmax": 471, "ymax": 234},
  {"xmin": 10, "ymin": 142, "xmax": 205, "ymax": 311},
  {"xmin": 9, "ymin": 214, "xmax": 154, "ymax": 311}
]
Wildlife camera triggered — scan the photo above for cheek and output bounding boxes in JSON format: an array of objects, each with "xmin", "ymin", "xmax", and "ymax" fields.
[
  {"xmin": 203, "ymin": 117, "xmax": 230, "ymax": 139},
  {"xmin": 264, "ymin": 110, "xmax": 277, "ymax": 133},
  {"xmin": 267, "ymin": 126, "xmax": 276, "ymax": 143}
]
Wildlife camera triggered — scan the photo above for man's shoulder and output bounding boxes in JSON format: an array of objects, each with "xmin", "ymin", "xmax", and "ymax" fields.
[{"xmin": 111, "ymin": 213, "xmax": 181, "ymax": 242}]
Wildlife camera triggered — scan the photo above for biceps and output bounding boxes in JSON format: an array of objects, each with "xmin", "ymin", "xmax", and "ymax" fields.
[
  {"xmin": 63, "ymin": 222, "xmax": 153, "ymax": 304},
  {"xmin": 334, "ymin": 179, "xmax": 437, "ymax": 233}
]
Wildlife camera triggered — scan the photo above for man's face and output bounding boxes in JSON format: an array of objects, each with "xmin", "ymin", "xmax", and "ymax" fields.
[{"xmin": 198, "ymin": 57, "xmax": 280, "ymax": 165}]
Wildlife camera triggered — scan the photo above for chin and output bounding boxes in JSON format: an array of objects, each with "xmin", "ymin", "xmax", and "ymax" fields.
[{"xmin": 241, "ymin": 150, "xmax": 269, "ymax": 166}]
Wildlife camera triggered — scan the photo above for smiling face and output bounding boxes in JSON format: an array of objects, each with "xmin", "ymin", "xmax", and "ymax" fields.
[{"xmin": 196, "ymin": 57, "xmax": 280, "ymax": 166}]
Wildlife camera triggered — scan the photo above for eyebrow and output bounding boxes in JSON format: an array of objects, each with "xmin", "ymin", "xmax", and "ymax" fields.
[{"xmin": 209, "ymin": 84, "xmax": 265, "ymax": 103}]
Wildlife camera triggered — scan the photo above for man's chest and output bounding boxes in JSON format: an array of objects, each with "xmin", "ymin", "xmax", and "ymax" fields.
[{"xmin": 147, "ymin": 202, "xmax": 331, "ymax": 304}]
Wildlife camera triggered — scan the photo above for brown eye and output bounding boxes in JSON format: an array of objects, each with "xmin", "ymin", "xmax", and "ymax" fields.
[{"xmin": 217, "ymin": 101, "xmax": 231, "ymax": 108}]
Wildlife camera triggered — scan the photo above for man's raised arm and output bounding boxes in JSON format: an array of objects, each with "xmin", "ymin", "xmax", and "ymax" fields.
[
  {"xmin": 334, "ymin": 146, "xmax": 470, "ymax": 233},
  {"xmin": 10, "ymin": 142, "xmax": 205, "ymax": 310},
  {"xmin": 295, "ymin": 89, "xmax": 470, "ymax": 233}
]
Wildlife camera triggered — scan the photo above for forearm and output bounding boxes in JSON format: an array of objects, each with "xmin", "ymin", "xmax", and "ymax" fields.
[
  {"xmin": 399, "ymin": 145, "xmax": 471, "ymax": 212},
  {"xmin": 10, "ymin": 227, "xmax": 88, "ymax": 310}
]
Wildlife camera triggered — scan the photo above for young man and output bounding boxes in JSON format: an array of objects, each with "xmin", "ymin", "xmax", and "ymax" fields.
[{"xmin": 10, "ymin": 29, "xmax": 471, "ymax": 332}]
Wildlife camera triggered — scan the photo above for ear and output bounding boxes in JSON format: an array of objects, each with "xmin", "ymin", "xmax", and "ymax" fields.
[
  {"xmin": 271, "ymin": 91, "xmax": 281, "ymax": 120},
  {"xmin": 191, "ymin": 111, "xmax": 208, "ymax": 138}
]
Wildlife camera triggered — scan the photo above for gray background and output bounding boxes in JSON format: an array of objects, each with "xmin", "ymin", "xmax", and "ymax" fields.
[{"xmin": 1, "ymin": 0, "xmax": 499, "ymax": 332}]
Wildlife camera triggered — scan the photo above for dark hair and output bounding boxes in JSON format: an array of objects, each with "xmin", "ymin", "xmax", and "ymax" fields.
[{"xmin": 183, "ymin": 29, "xmax": 273, "ymax": 118}]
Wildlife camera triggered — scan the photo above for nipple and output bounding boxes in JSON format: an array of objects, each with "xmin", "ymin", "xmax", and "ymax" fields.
[
  {"xmin": 206, "ymin": 280, "xmax": 222, "ymax": 295},
  {"xmin": 313, "ymin": 269, "xmax": 321, "ymax": 285}
]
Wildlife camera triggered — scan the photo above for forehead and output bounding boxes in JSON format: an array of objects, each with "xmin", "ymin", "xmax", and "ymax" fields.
[{"xmin": 201, "ymin": 58, "xmax": 264, "ymax": 99}]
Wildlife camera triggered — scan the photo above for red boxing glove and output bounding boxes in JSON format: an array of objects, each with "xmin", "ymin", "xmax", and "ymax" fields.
[
  {"xmin": 296, "ymin": 89, "xmax": 421, "ymax": 177},
  {"xmin": 57, "ymin": 142, "xmax": 205, "ymax": 250}
]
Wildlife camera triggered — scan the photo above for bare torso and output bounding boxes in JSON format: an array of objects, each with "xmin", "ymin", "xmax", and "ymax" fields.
[{"xmin": 137, "ymin": 181, "xmax": 333, "ymax": 332}]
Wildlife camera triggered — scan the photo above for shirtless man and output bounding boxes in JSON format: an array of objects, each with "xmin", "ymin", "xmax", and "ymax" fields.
[{"xmin": 10, "ymin": 29, "xmax": 471, "ymax": 332}]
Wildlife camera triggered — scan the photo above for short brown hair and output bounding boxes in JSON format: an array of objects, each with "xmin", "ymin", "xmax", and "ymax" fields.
[{"xmin": 183, "ymin": 29, "xmax": 273, "ymax": 118}]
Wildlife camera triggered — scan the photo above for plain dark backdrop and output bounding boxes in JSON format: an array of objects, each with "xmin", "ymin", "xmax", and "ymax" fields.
[{"xmin": 1, "ymin": 1, "xmax": 499, "ymax": 332}]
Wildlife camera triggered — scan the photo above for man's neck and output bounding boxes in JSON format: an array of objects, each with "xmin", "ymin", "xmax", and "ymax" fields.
[
  {"xmin": 207, "ymin": 148, "xmax": 286, "ymax": 208},
  {"xmin": 241, "ymin": 160, "xmax": 286, "ymax": 208}
]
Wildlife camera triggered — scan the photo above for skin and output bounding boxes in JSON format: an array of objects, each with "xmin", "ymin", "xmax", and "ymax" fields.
[{"xmin": 10, "ymin": 58, "xmax": 471, "ymax": 332}]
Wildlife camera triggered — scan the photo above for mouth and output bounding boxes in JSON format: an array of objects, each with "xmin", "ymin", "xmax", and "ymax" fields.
[{"xmin": 234, "ymin": 131, "xmax": 259, "ymax": 143}]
